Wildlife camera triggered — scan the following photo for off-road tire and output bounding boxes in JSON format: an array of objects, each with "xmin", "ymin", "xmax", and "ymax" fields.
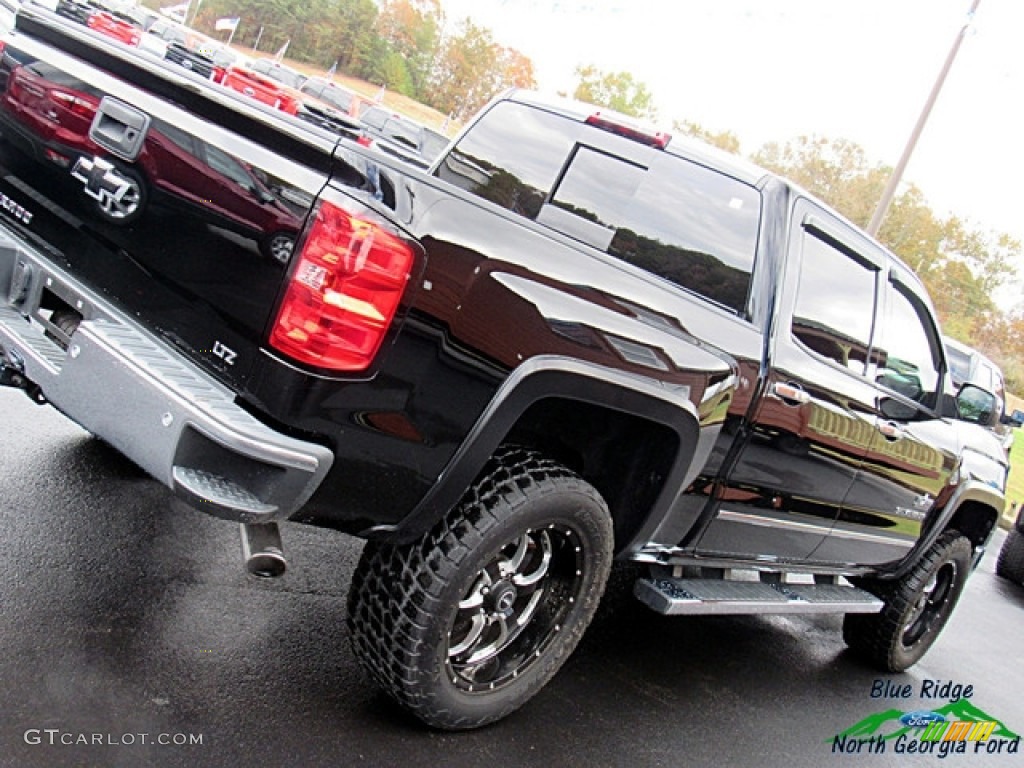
[
  {"xmin": 996, "ymin": 528, "xmax": 1024, "ymax": 585},
  {"xmin": 347, "ymin": 445, "xmax": 614, "ymax": 730},
  {"xmin": 843, "ymin": 530, "xmax": 972, "ymax": 671}
]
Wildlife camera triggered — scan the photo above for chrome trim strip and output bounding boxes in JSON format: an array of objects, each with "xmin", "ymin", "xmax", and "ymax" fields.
[
  {"xmin": 717, "ymin": 508, "xmax": 833, "ymax": 535},
  {"xmin": 717, "ymin": 509, "xmax": 913, "ymax": 548}
]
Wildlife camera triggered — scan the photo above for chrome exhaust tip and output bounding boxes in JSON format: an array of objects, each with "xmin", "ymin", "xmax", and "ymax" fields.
[{"xmin": 240, "ymin": 523, "xmax": 287, "ymax": 578}]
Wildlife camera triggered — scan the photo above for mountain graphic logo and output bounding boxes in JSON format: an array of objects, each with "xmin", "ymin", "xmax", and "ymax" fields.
[{"xmin": 834, "ymin": 699, "xmax": 1020, "ymax": 742}]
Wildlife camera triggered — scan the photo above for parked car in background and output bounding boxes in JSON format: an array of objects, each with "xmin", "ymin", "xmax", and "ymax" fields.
[
  {"xmin": 357, "ymin": 104, "xmax": 449, "ymax": 167},
  {"xmin": 221, "ymin": 60, "xmax": 361, "ymax": 140},
  {"xmin": 0, "ymin": 0, "xmax": 16, "ymax": 32},
  {"xmin": 163, "ymin": 40, "xmax": 240, "ymax": 82},
  {"xmin": 221, "ymin": 64, "xmax": 303, "ymax": 114},
  {"xmin": 137, "ymin": 17, "xmax": 186, "ymax": 57},
  {"xmin": 85, "ymin": 9, "xmax": 141, "ymax": 46},
  {"xmin": 299, "ymin": 77, "xmax": 365, "ymax": 117},
  {"xmin": 944, "ymin": 336, "xmax": 1017, "ymax": 454},
  {"xmin": 245, "ymin": 58, "xmax": 308, "ymax": 91},
  {"xmin": 54, "ymin": 0, "xmax": 94, "ymax": 25}
]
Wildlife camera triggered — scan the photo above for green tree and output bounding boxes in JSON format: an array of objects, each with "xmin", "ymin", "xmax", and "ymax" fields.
[
  {"xmin": 673, "ymin": 119, "xmax": 741, "ymax": 154},
  {"xmin": 374, "ymin": 0, "xmax": 442, "ymax": 97},
  {"xmin": 194, "ymin": 0, "xmax": 379, "ymax": 71},
  {"xmin": 572, "ymin": 65, "xmax": 656, "ymax": 120},
  {"xmin": 426, "ymin": 19, "xmax": 534, "ymax": 121},
  {"xmin": 753, "ymin": 135, "xmax": 1020, "ymax": 363},
  {"xmin": 377, "ymin": 51, "xmax": 415, "ymax": 95},
  {"xmin": 752, "ymin": 136, "xmax": 887, "ymax": 225}
]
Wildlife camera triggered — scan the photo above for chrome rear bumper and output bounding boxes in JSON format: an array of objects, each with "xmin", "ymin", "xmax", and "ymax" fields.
[{"xmin": 0, "ymin": 227, "xmax": 333, "ymax": 523}]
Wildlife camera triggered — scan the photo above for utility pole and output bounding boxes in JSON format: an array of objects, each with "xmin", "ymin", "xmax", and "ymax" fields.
[{"xmin": 866, "ymin": 0, "xmax": 981, "ymax": 237}]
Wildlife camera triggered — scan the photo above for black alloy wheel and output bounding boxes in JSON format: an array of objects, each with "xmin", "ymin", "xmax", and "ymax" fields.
[{"xmin": 347, "ymin": 445, "xmax": 614, "ymax": 729}]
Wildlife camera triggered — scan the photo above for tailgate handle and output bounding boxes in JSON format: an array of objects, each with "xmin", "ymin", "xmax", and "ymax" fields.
[{"xmin": 89, "ymin": 96, "xmax": 151, "ymax": 162}]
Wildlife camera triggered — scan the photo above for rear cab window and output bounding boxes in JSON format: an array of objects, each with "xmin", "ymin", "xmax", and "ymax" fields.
[{"xmin": 436, "ymin": 100, "xmax": 761, "ymax": 314}]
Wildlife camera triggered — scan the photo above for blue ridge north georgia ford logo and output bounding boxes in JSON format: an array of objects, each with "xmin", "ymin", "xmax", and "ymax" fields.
[{"xmin": 831, "ymin": 679, "xmax": 1019, "ymax": 759}]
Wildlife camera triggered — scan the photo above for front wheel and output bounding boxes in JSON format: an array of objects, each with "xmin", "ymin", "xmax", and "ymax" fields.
[
  {"xmin": 843, "ymin": 530, "xmax": 972, "ymax": 671},
  {"xmin": 347, "ymin": 446, "xmax": 614, "ymax": 730}
]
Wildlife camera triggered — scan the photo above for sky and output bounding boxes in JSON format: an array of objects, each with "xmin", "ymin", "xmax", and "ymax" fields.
[{"xmin": 438, "ymin": 0, "xmax": 1024, "ymax": 303}]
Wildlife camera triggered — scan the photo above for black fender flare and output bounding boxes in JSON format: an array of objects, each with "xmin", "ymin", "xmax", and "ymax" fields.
[
  {"xmin": 374, "ymin": 355, "xmax": 719, "ymax": 544},
  {"xmin": 886, "ymin": 478, "xmax": 1004, "ymax": 580}
]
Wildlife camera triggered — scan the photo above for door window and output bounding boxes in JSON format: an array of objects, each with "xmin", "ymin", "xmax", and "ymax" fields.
[
  {"xmin": 791, "ymin": 228, "xmax": 879, "ymax": 374},
  {"xmin": 874, "ymin": 278, "xmax": 942, "ymax": 409}
]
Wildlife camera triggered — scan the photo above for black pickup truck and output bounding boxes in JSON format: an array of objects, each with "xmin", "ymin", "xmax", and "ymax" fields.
[{"xmin": 0, "ymin": 5, "xmax": 1010, "ymax": 730}]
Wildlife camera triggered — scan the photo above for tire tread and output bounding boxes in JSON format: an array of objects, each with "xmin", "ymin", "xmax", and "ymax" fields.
[
  {"xmin": 996, "ymin": 528, "xmax": 1024, "ymax": 584},
  {"xmin": 347, "ymin": 445, "xmax": 611, "ymax": 729},
  {"xmin": 843, "ymin": 530, "xmax": 971, "ymax": 672}
]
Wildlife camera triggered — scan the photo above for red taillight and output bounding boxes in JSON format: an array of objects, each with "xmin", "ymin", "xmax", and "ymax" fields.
[
  {"xmin": 356, "ymin": 135, "xmax": 373, "ymax": 147},
  {"xmin": 50, "ymin": 89, "xmax": 97, "ymax": 119},
  {"xmin": 44, "ymin": 148, "xmax": 71, "ymax": 167},
  {"xmin": 270, "ymin": 200, "xmax": 415, "ymax": 372}
]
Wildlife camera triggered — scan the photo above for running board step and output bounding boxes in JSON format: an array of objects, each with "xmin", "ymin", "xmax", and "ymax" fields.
[{"xmin": 634, "ymin": 578, "xmax": 884, "ymax": 616}]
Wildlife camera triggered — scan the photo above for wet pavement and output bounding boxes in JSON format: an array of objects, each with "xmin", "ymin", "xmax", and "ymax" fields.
[{"xmin": 1, "ymin": 387, "xmax": 1023, "ymax": 767}]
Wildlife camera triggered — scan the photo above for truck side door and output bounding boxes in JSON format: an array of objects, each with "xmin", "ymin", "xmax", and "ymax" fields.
[
  {"xmin": 812, "ymin": 264, "xmax": 957, "ymax": 566},
  {"xmin": 696, "ymin": 203, "xmax": 884, "ymax": 562}
]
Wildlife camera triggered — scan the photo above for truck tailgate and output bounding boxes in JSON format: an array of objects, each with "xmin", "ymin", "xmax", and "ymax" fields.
[{"xmin": 0, "ymin": 7, "xmax": 342, "ymax": 391}]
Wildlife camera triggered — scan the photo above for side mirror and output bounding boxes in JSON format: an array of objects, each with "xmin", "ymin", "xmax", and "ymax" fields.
[
  {"xmin": 955, "ymin": 383, "xmax": 998, "ymax": 428},
  {"xmin": 879, "ymin": 397, "xmax": 919, "ymax": 422}
]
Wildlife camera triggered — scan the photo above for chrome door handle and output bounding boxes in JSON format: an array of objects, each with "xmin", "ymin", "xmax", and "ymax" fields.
[
  {"xmin": 878, "ymin": 420, "xmax": 904, "ymax": 441},
  {"xmin": 773, "ymin": 381, "xmax": 810, "ymax": 406}
]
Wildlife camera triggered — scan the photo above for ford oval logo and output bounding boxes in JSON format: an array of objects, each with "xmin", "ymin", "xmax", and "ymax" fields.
[{"xmin": 900, "ymin": 710, "xmax": 946, "ymax": 728}]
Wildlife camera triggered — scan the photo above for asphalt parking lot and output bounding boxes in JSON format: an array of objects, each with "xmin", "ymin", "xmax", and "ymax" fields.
[{"xmin": 2, "ymin": 386, "xmax": 1022, "ymax": 768}]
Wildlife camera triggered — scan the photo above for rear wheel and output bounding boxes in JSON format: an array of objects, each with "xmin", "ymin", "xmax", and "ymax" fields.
[
  {"xmin": 996, "ymin": 528, "xmax": 1024, "ymax": 585},
  {"xmin": 347, "ymin": 446, "xmax": 614, "ymax": 730},
  {"xmin": 843, "ymin": 530, "xmax": 972, "ymax": 671},
  {"xmin": 260, "ymin": 231, "xmax": 294, "ymax": 264}
]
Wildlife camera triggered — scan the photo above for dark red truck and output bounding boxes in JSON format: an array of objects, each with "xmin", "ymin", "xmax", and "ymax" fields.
[{"xmin": 0, "ymin": 4, "xmax": 1010, "ymax": 729}]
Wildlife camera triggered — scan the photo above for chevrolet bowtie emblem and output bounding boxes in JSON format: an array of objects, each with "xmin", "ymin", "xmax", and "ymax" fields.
[{"xmin": 70, "ymin": 156, "xmax": 133, "ymax": 206}]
